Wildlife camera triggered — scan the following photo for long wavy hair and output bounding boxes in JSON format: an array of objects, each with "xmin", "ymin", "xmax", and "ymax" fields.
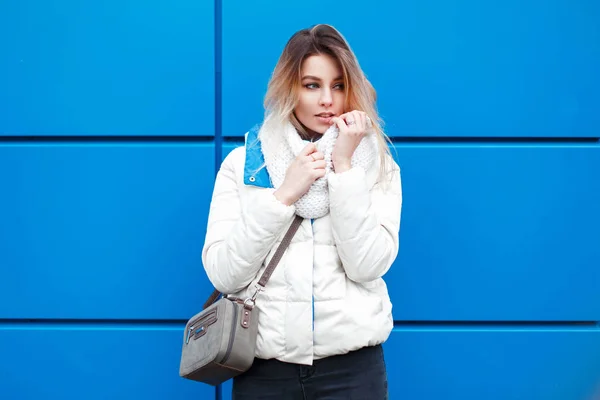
[{"xmin": 263, "ymin": 24, "xmax": 394, "ymax": 180}]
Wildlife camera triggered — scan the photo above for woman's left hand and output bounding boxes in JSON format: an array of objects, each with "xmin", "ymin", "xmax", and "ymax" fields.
[{"xmin": 331, "ymin": 110, "xmax": 368, "ymax": 173}]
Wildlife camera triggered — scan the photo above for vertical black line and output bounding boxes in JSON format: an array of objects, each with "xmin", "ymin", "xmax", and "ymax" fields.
[
  {"xmin": 214, "ymin": 0, "xmax": 223, "ymax": 175},
  {"xmin": 214, "ymin": 2, "xmax": 223, "ymax": 399},
  {"xmin": 213, "ymin": 2, "xmax": 223, "ymax": 400}
]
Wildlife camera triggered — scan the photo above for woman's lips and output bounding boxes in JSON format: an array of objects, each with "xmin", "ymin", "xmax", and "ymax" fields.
[{"xmin": 316, "ymin": 114, "xmax": 334, "ymax": 124}]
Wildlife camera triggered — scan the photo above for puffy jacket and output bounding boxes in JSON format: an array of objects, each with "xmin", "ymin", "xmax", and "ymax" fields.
[{"xmin": 201, "ymin": 125, "xmax": 402, "ymax": 365}]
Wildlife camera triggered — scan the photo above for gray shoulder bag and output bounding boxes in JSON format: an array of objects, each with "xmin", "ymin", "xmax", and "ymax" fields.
[{"xmin": 179, "ymin": 215, "xmax": 303, "ymax": 386}]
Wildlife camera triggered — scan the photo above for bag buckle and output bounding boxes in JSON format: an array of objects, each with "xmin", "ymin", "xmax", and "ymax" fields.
[
  {"xmin": 240, "ymin": 284, "xmax": 262, "ymax": 310},
  {"xmin": 250, "ymin": 284, "xmax": 263, "ymax": 302}
]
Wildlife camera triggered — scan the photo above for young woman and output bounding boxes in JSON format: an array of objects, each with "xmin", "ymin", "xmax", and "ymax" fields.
[{"xmin": 202, "ymin": 24, "xmax": 402, "ymax": 399}]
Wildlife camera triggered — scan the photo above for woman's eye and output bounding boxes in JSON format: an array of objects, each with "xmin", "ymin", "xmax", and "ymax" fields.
[{"xmin": 304, "ymin": 83, "xmax": 344, "ymax": 90}]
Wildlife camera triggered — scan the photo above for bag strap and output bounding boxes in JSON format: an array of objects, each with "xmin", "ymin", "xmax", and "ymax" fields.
[{"xmin": 202, "ymin": 215, "xmax": 303, "ymax": 310}]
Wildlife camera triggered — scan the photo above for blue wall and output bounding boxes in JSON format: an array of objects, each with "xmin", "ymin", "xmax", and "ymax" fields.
[{"xmin": 1, "ymin": 0, "xmax": 599, "ymax": 399}]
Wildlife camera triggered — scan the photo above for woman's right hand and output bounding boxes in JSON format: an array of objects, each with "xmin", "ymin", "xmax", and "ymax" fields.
[{"xmin": 274, "ymin": 143, "xmax": 325, "ymax": 206}]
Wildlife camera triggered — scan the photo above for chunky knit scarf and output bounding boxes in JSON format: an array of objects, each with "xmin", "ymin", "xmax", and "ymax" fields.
[{"xmin": 259, "ymin": 117, "xmax": 379, "ymax": 219}]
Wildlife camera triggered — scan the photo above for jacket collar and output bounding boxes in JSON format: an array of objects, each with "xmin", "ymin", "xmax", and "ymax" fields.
[{"xmin": 244, "ymin": 124, "xmax": 273, "ymax": 188}]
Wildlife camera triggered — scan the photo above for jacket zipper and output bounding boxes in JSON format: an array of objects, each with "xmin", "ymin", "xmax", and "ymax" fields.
[
  {"xmin": 311, "ymin": 218, "xmax": 315, "ymax": 332},
  {"xmin": 220, "ymin": 303, "xmax": 239, "ymax": 364}
]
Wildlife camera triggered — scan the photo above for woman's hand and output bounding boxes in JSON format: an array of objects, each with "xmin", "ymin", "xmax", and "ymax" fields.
[
  {"xmin": 331, "ymin": 110, "xmax": 368, "ymax": 173},
  {"xmin": 274, "ymin": 143, "xmax": 326, "ymax": 206}
]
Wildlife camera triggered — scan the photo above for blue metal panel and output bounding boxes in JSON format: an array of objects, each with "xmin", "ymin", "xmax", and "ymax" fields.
[
  {"xmin": 0, "ymin": 144, "xmax": 216, "ymax": 319},
  {"xmin": 221, "ymin": 0, "xmax": 600, "ymax": 138},
  {"xmin": 0, "ymin": 326, "xmax": 214, "ymax": 399},
  {"xmin": 383, "ymin": 328, "xmax": 600, "ymax": 400},
  {"xmin": 222, "ymin": 143, "xmax": 600, "ymax": 320},
  {"xmin": 219, "ymin": 328, "xmax": 600, "ymax": 400},
  {"xmin": 221, "ymin": 380, "xmax": 233, "ymax": 399},
  {"xmin": 0, "ymin": 1, "xmax": 214, "ymax": 136},
  {"xmin": 389, "ymin": 144, "xmax": 600, "ymax": 320}
]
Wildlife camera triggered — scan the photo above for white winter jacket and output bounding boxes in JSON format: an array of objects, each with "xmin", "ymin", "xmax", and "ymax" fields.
[{"xmin": 201, "ymin": 125, "xmax": 402, "ymax": 365}]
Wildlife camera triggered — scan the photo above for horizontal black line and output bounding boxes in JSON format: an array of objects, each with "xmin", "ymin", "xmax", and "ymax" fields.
[
  {"xmin": 388, "ymin": 136, "xmax": 599, "ymax": 144},
  {"xmin": 2, "ymin": 319, "xmax": 598, "ymax": 330},
  {"xmin": 0, "ymin": 318, "xmax": 189, "ymax": 329},
  {"xmin": 0, "ymin": 318, "xmax": 188, "ymax": 323},
  {"xmin": 2, "ymin": 135, "xmax": 595, "ymax": 145},
  {"xmin": 223, "ymin": 136, "xmax": 245, "ymax": 143},
  {"xmin": 222, "ymin": 135, "xmax": 599, "ymax": 144},
  {"xmin": 0, "ymin": 135, "xmax": 215, "ymax": 143},
  {"xmin": 394, "ymin": 320, "xmax": 599, "ymax": 329}
]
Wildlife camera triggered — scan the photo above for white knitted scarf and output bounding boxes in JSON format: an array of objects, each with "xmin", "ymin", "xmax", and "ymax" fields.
[{"xmin": 259, "ymin": 117, "xmax": 379, "ymax": 219}]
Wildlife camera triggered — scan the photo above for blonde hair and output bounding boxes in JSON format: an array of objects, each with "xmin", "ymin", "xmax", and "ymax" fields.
[{"xmin": 263, "ymin": 24, "xmax": 394, "ymax": 181}]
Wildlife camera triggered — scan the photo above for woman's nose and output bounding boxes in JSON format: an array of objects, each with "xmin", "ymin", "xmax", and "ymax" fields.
[{"xmin": 319, "ymin": 90, "xmax": 333, "ymax": 106}]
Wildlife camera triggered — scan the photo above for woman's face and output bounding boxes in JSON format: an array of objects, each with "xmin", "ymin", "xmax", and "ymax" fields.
[{"xmin": 294, "ymin": 54, "xmax": 345, "ymax": 135}]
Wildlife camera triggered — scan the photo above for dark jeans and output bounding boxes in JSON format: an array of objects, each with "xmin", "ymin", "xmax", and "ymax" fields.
[{"xmin": 232, "ymin": 344, "xmax": 388, "ymax": 400}]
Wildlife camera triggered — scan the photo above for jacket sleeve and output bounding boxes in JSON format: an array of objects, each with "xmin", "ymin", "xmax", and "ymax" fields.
[
  {"xmin": 201, "ymin": 150, "xmax": 297, "ymax": 294},
  {"xmin": 327, "ymin": 159, "xmax": 402, "ymax": 283}
]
